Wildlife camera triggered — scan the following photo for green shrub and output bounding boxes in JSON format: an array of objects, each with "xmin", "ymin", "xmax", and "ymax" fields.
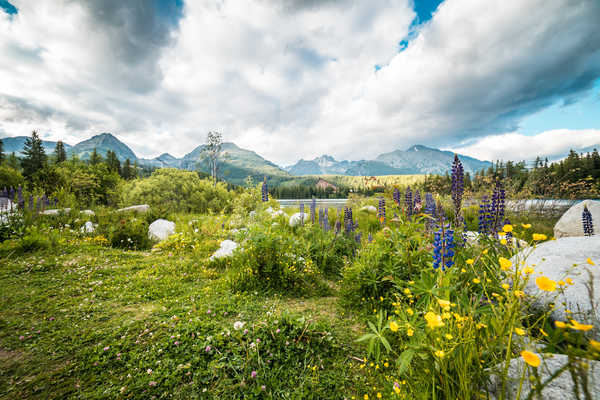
[
  {"xmin": 302, "ymin": 226, "xmax": 357, "ymax": 277},
  {"xmin": 121, "ymin": 168, "xmax": 233, "ymax": 214},
  {"xmin": 103, "ymin": 216, "xmax": 153, "ymax": 250}
]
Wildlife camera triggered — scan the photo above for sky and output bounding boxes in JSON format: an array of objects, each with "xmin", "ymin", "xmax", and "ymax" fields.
[{"xmin": 0, "ymin": 0, "xmax": 599, "ymax": 166}]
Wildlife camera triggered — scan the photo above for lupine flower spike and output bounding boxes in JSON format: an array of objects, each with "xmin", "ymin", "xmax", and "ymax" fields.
[
  {"xmin": 414, "ymin": 190, "xmax": 422, "ymax": 213},
  {"xmin": 310, "ymin": 198, "xmax": 316, "ymax": 224},
  {"xmin": 433, "ymin": 223, "xmax": 455, "ymax": 271},
  {"xmin": 405, "ymin": 187, "xmax": 413, "ymax": 218},
  {"xmin": 378, "ymin": 197, "xmax": 386, "ymax": 225},
  {"xmin": 299, "ymin": 203, "xmax": 304, "ymax": 225},
  {"xmin": 451, "ymin": 154, "xmax": 464, "ymax": 225},
  {"xmin": 583, "ymin": 205, "xmax": 594, "ymax": 236},
  {"xmin": 490, "ymin": 180, "xmax": 506, "ymax": 232},
  {"xmin": 261, "ymin": 178, "xmax": 268, "ymax": 202},
  {"xmin": 393, "ymin": 188, "xmax": 401, "ymax": 205}
]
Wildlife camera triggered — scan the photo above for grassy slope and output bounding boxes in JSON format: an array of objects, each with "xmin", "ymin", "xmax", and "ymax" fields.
[{"xmin": 0, "ymin": 218, "xmax": 367, "ymax": 399}]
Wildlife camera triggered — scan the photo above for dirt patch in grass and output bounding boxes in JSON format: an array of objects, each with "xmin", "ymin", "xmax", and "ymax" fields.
[
  {"xmin": 0, "ymin": 348, "xmax": 25, "ymax": 363},
  {"xmin": 121, "ymin": 303, "xmax": 158, "ymax": 320}
]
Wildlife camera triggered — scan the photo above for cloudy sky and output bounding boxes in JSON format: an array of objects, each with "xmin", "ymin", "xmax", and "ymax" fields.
[{"xmin": 1, "ymin": 0, "xmax": 599, "ymax": 165}]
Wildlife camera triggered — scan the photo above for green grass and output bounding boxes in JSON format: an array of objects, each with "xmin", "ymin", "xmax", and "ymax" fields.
[{"xmin": 0, "ymin": 229, "xmax": 369, "ymax": 399}]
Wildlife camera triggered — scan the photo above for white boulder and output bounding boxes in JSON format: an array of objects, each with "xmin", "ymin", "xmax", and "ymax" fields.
[
  {"xmin": 0, "ymin": 198, "xmax": 15, "ymax": 212},
  {"xmin": 360, "ymin": 205, "xmax": 377, "ymax": 214},
  {"xmin": 118, "ymin": 204, "xmax": 150, "ymax": 213},
  {"xmin": 80, "ymin": 209, "xmax": 95, "ymax": 216},
  {"xmin": 210, "ymin": 240, "xmax": 238, "ymax": 260},
  {"xmin": 148, "ymin": 219, "xmax": 176, "ymax": 242},
  {"xmin": 80, "ymin": 221, "xmax": 96, "ymax": 234},
  {"xmin": 554, "ymin": 200, "xmax": 599, "ymax": 238},
  {"xmin": 41, "ymin": 208, "xmax": 72, "ymax": 215},
  {"xmin": 289, "ymin": 212, "xmax": 308, "ymax": 227},
  {"xmin": 487, "ymin": 354, "xmax": 600, "ymax": 400},
  {"xmin": 513, "ymin": 236, "xmax": 600, "ymax": 337}
]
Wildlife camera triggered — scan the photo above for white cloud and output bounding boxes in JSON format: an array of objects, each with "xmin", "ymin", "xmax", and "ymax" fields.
[
  {"xmin": 0, "ymin": 0, "xmax": 599, "ymax": 165},
  {"xmin": 447, "ymin": 129, "xmax": 600, "ymax": 162}
]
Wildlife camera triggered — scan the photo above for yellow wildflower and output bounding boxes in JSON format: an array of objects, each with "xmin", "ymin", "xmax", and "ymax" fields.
[
  {"xmin": 466, "ymin": 259, "xmax": 474, "ymax": 265},
  {"xmin": 521, "ymin": 350, "xmax": 541, "ymax": 367},
  {"xmin": 425, "ymin": 312, "xmax": 445, "ymax": 329},
  {"xmin": 377, "ymin": 393, "xmax": 382, "ymax": 399},
  {"xmin": 523, "ymin": 267, "xmax": 534, "ymax": 274},
  {"xmin": 403, "ymin": 288, "xmax": 411, "ymax": 295},
  {"xmin": 540, "ymin": 329, "xmax": 548, "ymax": 337},
  {"xmin": 514, "ymin": 328, "xmax": 525, "ymax": 336},
  {"xmin": 407, "ymin": 328, "xmax": 414, "ymax": 337},
  {"xmin": 554, "ymin": 321, "xmax": 567, "ymax": 328},
  {"xmin": 434, "ymin": 350, "xmax": 445, "ymax": 358},
  {"xmin": 590, "ymin": 340, "xmax": 600, "ymax": 351},
  {"xmin": 521, "ymin": 223, "xmax": 532, "ymax": 229},
  {"xmin": 406, "ymin": 308, "xmax": 414, "ymax": 316},
  {"xmin": 483, "ymin": 249, "xmax": 489, "ymax": 255},
  {"xmin": 569, "ymin": 319, "xmax": 594, "ymax": 331},
  {"xmin": 476, "ymin": 322, "xmax": 487, "ymax": 329},
  {"xmin": 503, "ymin": 224, "xmax": 513, "ymax": 233},
  {"xmin": 500, "ymin": 238, "xmax": 507, "ymax": 245},
  {"xmin": 498, "ymin": 231, "xmax": 506, "ymax": 237},
  {"xmin": 445, "ymin": 334, "xmax": 453, "ymax": 340},
  {"xmin": 558, "ymin": 280, "xmax": 565, "ymax": 286},
  {"xmin": 532, "ymin": 233, "xmax": 547, "ymax": 241},
  {"xmin": 437, "ymin": 299, "xmax": 451, "ymax": 311},
  {"xmin": 499, "ymin": 257, "xmax": 512, "ymax": 271},
  {"xmin": 389, "ymin": 321, "xmax": 399, "ymax": 332},
  {"xmin": 565, "ymin": 278, "xmax": 574, "ymax": 285},
  {"xmin": 473, "ymin": 278, "xmax": 481, "ymax": 284},
  {"xmin": 514, "ymin": 290, "xmax": 525, "ymax": 298},
  {"xmin": 587, "ymin": 258, "xmax": 595, "ymax": 266},
  {"xmin": 535, "ymin": 276, "xmax": 557, "ymax": 292}
]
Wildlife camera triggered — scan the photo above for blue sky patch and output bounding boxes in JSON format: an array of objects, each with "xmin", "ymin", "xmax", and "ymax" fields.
[
  {"xmin": 0, "ymin": 0, "xmax": 18, "ymax": 15},
  {"xmin": 155, "ymin": 0, "xmax": 184, "ymax": 27},
  {"xmin": 413, "ymin": 0, "xmax": 445, "ymax": 24}
]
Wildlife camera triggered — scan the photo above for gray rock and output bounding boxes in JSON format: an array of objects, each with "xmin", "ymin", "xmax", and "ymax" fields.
[
  {"xmin": 360, "ymin": 205, "xmax": 377, "ymax": 214},
  {"xmin": 0, "ymin": 198, "xmax": 15, "ymax": 212},
  {"xmin": 488, "ymin": 354, "xmax": 600, "ymax": 400},
  {"xmin": 80, "ymin": 221, "xmax": 96, "ymax": 234},
  {"xmin": 554, "ymin": 200, "xmax": 599, "ymax": 238},
  {"xmin": 148, "ymin": 219, "xmax": 175, "ymax": 241},
  {"xmin": 80, "ymin": 209, "xmax": 95, "ymax": 216},
  {"xmin": 210, "ymin": 240, "xmax": 238, "ymax": 260},
  {"xmin": 513, "ymin": 236, "xmax": 600, "ymax": 338},
  {"xmin": 289, "ymin": 212, "xmax": 308, "ymax": 227},
  {"xmin": 117, "ymin": 204, "xmax": 150, "ymax": 213},
  {"xmin": 41, "ymin": 208, "xmax": 72, "ymax": 215}
]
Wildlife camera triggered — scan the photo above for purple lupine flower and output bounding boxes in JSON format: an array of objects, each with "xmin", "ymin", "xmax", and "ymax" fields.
[
  {"xmin": 334, "ymin": 220, "xmax": 341, "ymax": 235},
  {"xmin": 393, "ymin": 187, "xmax": 401, "ymax": 205},
  {"xmin": 310, "ymin": 198, "xmax": 316, "ymax": 224},
  {"xmin": 414, "ymin": 190, "xmax": 422, "ymax": 213},
  {"xmin": 478, "ymin": 196, "xmax": 491, "ymax": 234},
  {"xmin": 433, "ymin": 223, "xmax": 455, "ymax": 271},
  {"xmin": 377, "ymin": 197, "xmax": 386, "ymax": 225},
  {"xmin": 368, "ymin": 233, "xmax": 373, "ymax": 243},
  {"xmin": 318, "ymin": 208, "xmax": 324, "ymax": 229},
  {"xmin": 451, "ymin": 154, "xmax": 464, "ymax": 225},
  {"xmin": 17, "ymin": 186, "xmax": 24, "ymax": 209},
  {"xmin": 424, "ymin": 193, "xmax": 436, "ymax": 230},
  {"xmin": 53, "ymin": 197, "xmax": 58, "ymax": 207},
  {"xmin": 583, "ymin": 205, "xmax": 594, "ymax": 236},
  {"xmin": 323, "ymin": 207, "xmax": 330, "ymax": 232},
  {"xmin": 261, "ymin": 179, "xmax": 268, "ymax": 202},
  {"xmin": 9, "ymin": 187, "xmax": 15, "ymax": 201},
  {"xmin": 490, "ymin": 180, "xmax": 505, "ymax": 232},
  {"xmin": 28, "ymin": 195, "xmax": 34, "ymax": 211},
  {"xmin": 299, "ymin": 203, "xmax": 304, "ymax": 225},
  {"xmin": 405, "ymin": 187, "xmax": 413, "ymax": 217},
  {"xmin": 354, "ymin": 232, "xmax": 362, "ymax": 245}
]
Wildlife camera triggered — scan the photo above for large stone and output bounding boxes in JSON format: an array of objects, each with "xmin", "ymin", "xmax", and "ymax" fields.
[
  {"xmin": 41, "ymin": 208, "xmax": 72, "ymax": 215},
  {"xmin": 80, "ymin": 221, "xmax": 96, "ymax": 234},
  {"xmin": 554, "ymin": 200, "xmax": 600, "ymax": 238},
  {"xmin": 80, "ymin": 209, "xmax": 95, "ymax": 216},
  {"xmin": 210, "ymin": 240, "xmax": 238, "ymax": 260},
  {"xmin": 117, "ymin": 204, "xmax": 150, "ymax": 213},
  {"xmin": 0, "ymin": 197, "xmax": 15, "ymax": 212},
  {"xmin": 512, "ymin": 236, "xmax": 600, "ymax": 337},
  {"xmin": 487, "ymin": 354, "xmax": 600, "ymax": 400},
  {"xmin": 289, "ymin": 212, "xmax": 308, "ymax": 227},
  {"xmin": 148, "ymin": 219, "xmax": 176, "ymax": 241},
  {"xmin": 360, "ymin": 205, "xmax": 377, "ymax": 214}
]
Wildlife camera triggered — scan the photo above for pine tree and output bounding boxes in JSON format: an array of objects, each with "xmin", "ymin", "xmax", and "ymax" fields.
[
  {"xmin": 122, "ymin": 158, "xmax": 132, "ymax": 180},
  {"xmin": 90, "ymin": 148, "xmax": 102, "ymax": 165},
  {"xmin": 21, "ymin": 130, "xmax": 47, "ymax": 179},
  {"xmin": 7, "ymin": 152, "xmax": 19, "ymax": 170},
  {"xmin": 106, "ymin": 150, "xmax": 121, "ymax": 174},
  {"xmin": 54, "ymin": 140, "xmax": 67, "ymax": 163}
]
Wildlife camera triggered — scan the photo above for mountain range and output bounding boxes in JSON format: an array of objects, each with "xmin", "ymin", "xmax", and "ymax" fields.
[{"xmin": 2, "ymin": 132, "xmax": 498, "ymax": 184}]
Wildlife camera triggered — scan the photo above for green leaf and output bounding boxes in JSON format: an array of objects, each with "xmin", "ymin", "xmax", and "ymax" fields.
[
  {"xmin": 355, "ymin": 333, "xmax": 376, "ymax": 343},
  {"xmin": 379, "ymin": 335, "xmax": 392, "ymax": 353},
  {"xmin": 397, "ymin": 349, "xmax": 415, "ymax": 374}
]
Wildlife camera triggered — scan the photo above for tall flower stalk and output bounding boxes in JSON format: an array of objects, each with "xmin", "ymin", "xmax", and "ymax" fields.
[
  {"xmin": 433, "ymin": 223, "xmax": 455, "ymax": 271},
  {"xmin": 378, "ymin": 197, "xmax": 386, "ymax": 225},
  {"xmin": 490, "ymin": 180, "xmax": 505, "ymax": 232},
  {"xmin": 405, "ymin": 187, "xmax": 413, "ymax": 218},
  {"xmin": 261, "ymin": 178, "xmax": 268, "ymax": 202},
  {"xmin": 393, "ymin": 188, "xmax": 401, "ymax": 206},
  {"xmin": 583, "ymin": 205, "xmax": 594, "ymax": 236},
  {"xmin": 310, "ymin": 198, "xmax": 316, "ymax": 224},
  {"xmin": 451, "ymin": 154, "xmax": 464, "ymax": 226},
  {"xmin": 478, "ymin": 196, "xmax": 491, "ymax": 234}
]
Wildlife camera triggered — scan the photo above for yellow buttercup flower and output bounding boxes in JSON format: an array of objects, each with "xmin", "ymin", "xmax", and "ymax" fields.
[
  {"xmin": 476, "ymin": 322, "xmax": 487, "ymax": 329},
  {"xmin": 407, "ymin": 328, "xmax": 414, "ymax": 337},
  {"xmin": 483, "ymin": 249, "xmax": 489, "ymax": 255},
  {"xmin": 434, "ymin": 350, "xmax": 445, "ymax": 358},
  {"xmin": 425, "ymin": 312, "xmax": 445, "ymax": 329},
  {"xmin": 498, "ymin": 231, "xmax": 506, "ymax": 237},
  {"xmin": 523, "ymin": 267, "xmax": 534, "ymax": 274},
  {"xmin": 521, "ymin": 223, "xmax": 532, "ymax": 229},
  {"xmin": 473, "ymin": 278, "xmax": 481, "ymax": 284},
  {"xmin": 500, "ymin": 239, "xmax": 507, "ymax": 245},
  {"xmin": 499, "ymin": 257, "xmax": 512, "ymax": 271},
  {"xmin": 514, "ymin": 328, "xmax": 525, "ymax": 336},
  {"xmin": 587, "ymin": 258, "xmax": 596, "ymax": 266},
  {"xmin": 503, "ymin": 224, "xmax": 513, "ymax": 233},
  {"xmin": 535, "ymin": 276, "xmax": 557, "ymax": 292},
  {"xmin": 390, "ymin": 321, "xmax": 399, "ymax": 332},
  {"xmin": 569, "ymin": 319, "xmax": 593, "ymax": 331},
  {"xmin": 466, "ymin": 259, "xmax": 474, "ymax": 265},
  {"xmin": 502, "ymin": 283, "xmax": 510, "ymax": 290},
  {"xmin": 445, "ymin": 334, "xmax": 453, "ymax": 340},
  {"xmin": 406, "ymin": 308, "xmax": 414, "ymax": 316},
  {"xmin": 590, "ymin": 340, "xmax": 600, "ymax": 351},
  {"xmin": 554, "ymin": 321, "xmax": 567, "ymax": 328},
  {"xmin": 532, "ymin": 233, "xmax": 547, "ymax": 241},
  {"xmin": 521, "ymin": 350, "xmax": 541, "ymax": 367},
  {"xmin": 437, "ymin": 299, "xmax": 451, "ymax": 311},
  {"xmin": 565, "ymin": 278, "xmax": 574, "ymax": 285},
  {"xmin": 514, "ymin": 290, "xmax": 525, "ymax": 298}
]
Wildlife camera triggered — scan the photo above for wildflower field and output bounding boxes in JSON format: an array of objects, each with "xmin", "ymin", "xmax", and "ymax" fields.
[{"xmin": 1, "ymin": 160, "xmax": 599, "ymax": 400}]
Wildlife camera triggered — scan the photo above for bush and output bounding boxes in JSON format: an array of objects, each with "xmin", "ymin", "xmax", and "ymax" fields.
[
  {"xmin": 301, "ymin": 226, "xmax": 357, "ymax": 277},
  {"xmin": 98, "ymin": 215, "xmax": 153, "ymax": 250},
  {"xmin": 121, "ymin": 168, "xmax": 233, "ymax": 214},
  {"xmin": 224, "ymin": 225, "xmax": 326, "ymax": 296},
  {"xmin": 0, "ymin": 165, "xmax": 25, "ymax": 189}
]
